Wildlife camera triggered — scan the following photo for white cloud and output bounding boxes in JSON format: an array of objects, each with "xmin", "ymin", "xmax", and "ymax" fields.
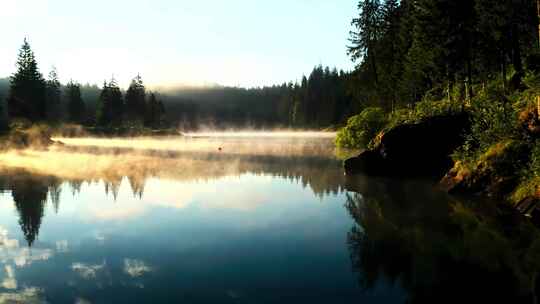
[
  {"xmin": 72, "ymin": 262, "xmax": 106, "ymax": 280},
  {"xmin": 0, "ymin": 287, "xmax": 47, "ymax": 304},
  {"xmin": 0, "ymin": 226, "xmax": 53, "ymax": 268},
  {"xmin": 123, "ymin": 259, "xmax": 152, "ymax": 278},
  {"xmin": 1, "ymin": 265, "xmax": 17, "ymax": 289}
]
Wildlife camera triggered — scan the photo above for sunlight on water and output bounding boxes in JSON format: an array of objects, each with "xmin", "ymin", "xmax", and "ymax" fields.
[
  {"xmin": 0, "ymin": 134, "xmax": 342, "ymax": 194},
  {"xmin": 183, "ymin": 131, "xmax": 336, "ymax": 138},
  {"xmin": 52, "ymin": 132, "xmax": 336, "ymax": 157}
]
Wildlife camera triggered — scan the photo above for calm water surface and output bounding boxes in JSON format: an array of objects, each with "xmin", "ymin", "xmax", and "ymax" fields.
[{"xmin": 0, "ymin": 135, "xmax": 538, "ymax": 303}]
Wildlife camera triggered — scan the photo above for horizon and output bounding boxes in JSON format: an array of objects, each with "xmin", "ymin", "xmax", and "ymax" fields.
[{"xmin": 0, "ymin": 0, "xmax": 356, "ymax": 90}]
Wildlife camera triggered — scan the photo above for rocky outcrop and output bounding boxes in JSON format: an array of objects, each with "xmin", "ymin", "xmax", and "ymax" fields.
[{"xmin": 344, "ymin": 113, "xmax": 470, "ymax": 178}]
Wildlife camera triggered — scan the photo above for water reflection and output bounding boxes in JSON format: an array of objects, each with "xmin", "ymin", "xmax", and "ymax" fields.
[
  {"xmin": 5, "ymin": 137, "xmax": 539, "ymax": 302},
  {"xmin": 0, "ymin": 138, "xmax": 344, "ymax": 248},
  {"xmin": 345, "ymin": 175, "xmax": 540, "ymax": 303},
  {"xmin": 0, "ymin": 171, "xmax": 55, "ymax": 246}
]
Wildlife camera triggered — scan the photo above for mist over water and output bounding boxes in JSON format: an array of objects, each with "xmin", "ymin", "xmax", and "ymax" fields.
[
  {"xmin": 0, "ymin": 132, "xmax": 535, "ymax": 303},
  {"xmin": 0, "ymin": 132, "xmax": 343, "ymax": 194},
  {"xmin": 0, "ymin": 132, "xmax": 377, "ymax": 304}
]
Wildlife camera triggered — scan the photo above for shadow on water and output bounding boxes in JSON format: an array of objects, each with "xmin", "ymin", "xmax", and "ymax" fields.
[{"xmin": 344, "ymin": 175, "xmax": 540, "ymax": 303}]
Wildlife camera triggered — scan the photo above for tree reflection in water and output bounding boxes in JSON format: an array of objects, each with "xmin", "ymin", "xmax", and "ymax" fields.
[
  {"xmin": 0, "ymin": 147, "xmax": 345, "ymax": 247},
  {"xmin": 345, "ymin": 175, "xmax": 540, "ymax": 303},
  {"xmin": 5, "ymin": 172, "xmax": 57, "ymax": 247}
]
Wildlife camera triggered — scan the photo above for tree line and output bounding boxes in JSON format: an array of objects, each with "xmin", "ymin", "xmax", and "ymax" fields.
[
  {"xmin": 163, "ymin": 66, "xmax": 356, "ymax": 130},
  {"xmin": 347, "ymin": 0, "xmax": 538, "ymax": 111},
  {"xmin": 0, "ymin": 39, "xmax": 166, "ymax": 131},
  {"xmin": 0, "ymin": 39, "xmax": 359, "ymax": 131}
]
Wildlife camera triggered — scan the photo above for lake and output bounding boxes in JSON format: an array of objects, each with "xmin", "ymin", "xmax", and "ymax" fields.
[{"xmin": 0, "ymin": 133, "xmax": 538, "ymax": 303}]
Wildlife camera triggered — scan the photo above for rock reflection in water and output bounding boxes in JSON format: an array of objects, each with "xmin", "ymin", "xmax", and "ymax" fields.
[{"xmin": 345, "ymin": 175, "xmax": 540, "ymax": 303}]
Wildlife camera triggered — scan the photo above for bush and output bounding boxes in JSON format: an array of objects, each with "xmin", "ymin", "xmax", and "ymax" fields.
[
  {"xmin": 336, "ymin": 107, "xmax": 386, "ymax": 149},
  {"xmin": 466, "ymin": 83, "xmax": 518, "ymax": 152}
]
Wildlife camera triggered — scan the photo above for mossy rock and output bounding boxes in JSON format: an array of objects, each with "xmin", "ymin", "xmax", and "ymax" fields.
[{"xmin": 441, "ymin": 140, "xmax": 531, "ymax": 197}]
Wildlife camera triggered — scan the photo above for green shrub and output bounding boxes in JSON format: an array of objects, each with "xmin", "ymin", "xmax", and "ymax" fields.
[
  {"xmin": 510, "ymin": 140, "xmax": 540, "ymax": 203},
  {"xmin": 386, "ymin": 108, "xmax": 414, "ymax": 129},
  {"xmin": 530, "ymin": 141, "xmax": 540, "ymax": 178},
  {"xmin": 466, "ymin": 83, "xmax": 518, "ymax": 152},
  {"xmin": 415, "ymin": 98, "xmax": 462, "ymax": 120},
  {"xmin": 335, "ymin": 107, "xmax": 386, "ymax": 149}
]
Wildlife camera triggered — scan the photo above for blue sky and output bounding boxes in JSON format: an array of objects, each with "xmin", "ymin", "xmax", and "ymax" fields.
[{"xmin": 0, "ymin": 0, "xmax": 357, "ymax": 89}]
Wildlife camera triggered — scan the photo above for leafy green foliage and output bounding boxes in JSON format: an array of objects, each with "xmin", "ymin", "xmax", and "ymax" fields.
[
  {"xmin": 530, "ymin": 141, "xmax": 540, "ymax": 178},
  {"xmin": 336, "ymin": 107, "xmax": 386, "ymax": 149},
  {"xmin": 463, "ymin": 84, "xmax": 518, "ymax": 156}
]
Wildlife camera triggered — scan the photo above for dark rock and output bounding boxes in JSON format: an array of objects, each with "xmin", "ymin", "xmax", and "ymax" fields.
[
  {"xmin": 344, "ymin": 113, "xmax": 470, "ymax": 178},
  {"xmin": 344, "ymin": 150, "xmax": 386, "ymax": 175}
]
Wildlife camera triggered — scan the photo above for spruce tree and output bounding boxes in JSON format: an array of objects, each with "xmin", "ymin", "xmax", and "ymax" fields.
[
  {"xmin": 65, "ymin": 81, "xmax": 86, "ymax": 123},
  {"xmin": 45, "ymin": 66, "xmax": 62, "ymax": 122},
  {"xmin": 348, "ymin": 0, "xmax": 383, "ymax": 87},
  {"xmin": 96, "ymin": 77, "xmax": 124, "ymax": 127},
  {"xmin": 7, "ymin": 38, "xmax": 46, "ymax": 122},
  {"xmin": 125, "ymin": 74, "xmax": 146, "ymax": 125},
  {"xmin": 145, "ymin": 92, "xmax": 165, "ymax": 128}
]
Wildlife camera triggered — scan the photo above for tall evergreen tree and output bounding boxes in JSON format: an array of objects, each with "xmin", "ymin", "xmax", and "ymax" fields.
[
  {"xmin": 378, "ymin": 0, "xmax": 403, "ymax": 110},
  {"xmin": 145, "ymin": 92, "xmax": 165, "ymax": 128},
  {"xmin": 65, "ymin": 81, "xmax": 86, "ymax": 123},
  {"xmin": 7, "ymin": 38, "xmax": 46, "ymax": 121},
  {"xmin": 45, "ymin": 66, "xmax": 62, "ymax": 122},
  {"xmin": 96, "ymin": 77, "xmax": 124, "ymax": 127},
  {"xmin": 125, "ymin": 74, "xmax": 146, "ymax": 125},
  {"xmin": 348, "ymin": 0, "xmax": 383, "ymax": 87}
]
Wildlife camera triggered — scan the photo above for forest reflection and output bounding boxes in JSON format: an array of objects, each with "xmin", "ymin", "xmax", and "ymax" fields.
[
  {"xmin": 0, "ymin": 141, "xmax": 344, "ymax": 247},
  {"xmin": 345, "ymin": 175, "xmax": 540, "ymax": 303}
]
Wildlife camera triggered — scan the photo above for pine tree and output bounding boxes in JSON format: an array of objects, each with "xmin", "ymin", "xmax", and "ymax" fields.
[
  {"xmin": 348, "ymin": 0, "xmax": 383, "ymax": 87},
  {"xmin": 65, "ymin": 81, "xmax": 86, "ymax": 123},
  {"xmin": 145, "ymin": 92, "xmax": 165, "ymax": 128},
  {"xmin": 96, "ymin": 77, "xmax": 124, "ymax": 127},
  {"xmin": 378, "ymin": 0, "xmax": 402, "ymax": 110},
  {"xmin": 7, "ymin": 38, "xmax": 46, "ymax": 122},
  {"xmin": 45, "ymin": 66, "xmax": 62, "ymax": 122},
  {"xmin": 125, "ymin": 74, "xmax": 146, "ymax": 125}
]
